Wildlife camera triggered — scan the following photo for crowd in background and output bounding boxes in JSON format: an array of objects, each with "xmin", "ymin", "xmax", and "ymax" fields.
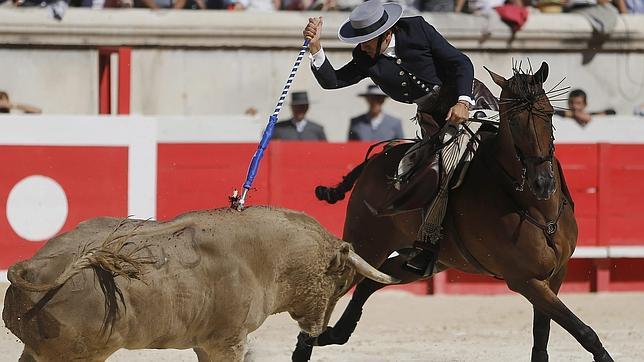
[{"xmin": 0, "ymin": 0, "xmax": 642, "ymax": 14}]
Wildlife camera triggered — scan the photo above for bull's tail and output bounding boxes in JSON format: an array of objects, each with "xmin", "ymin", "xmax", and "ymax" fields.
[
  {"xmin": 8, "ymin": 220, "xmax": 155, "ymax": 336},
  {"xmin": 315, "ymin": 161, "xmax": 367, "ymax": 204}
]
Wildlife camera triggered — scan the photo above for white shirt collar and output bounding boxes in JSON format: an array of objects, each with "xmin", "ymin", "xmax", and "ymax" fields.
[
  {"xmin": 369, "ymin": 112, "xmax": 385, "ymax": 130},
  {"xmin": 292, "ymin": 119, "xmax": 308, "ymax": 133},
  {"xmin": 383, "ymin": 34, "xmax": 396, "ymax": 58}
]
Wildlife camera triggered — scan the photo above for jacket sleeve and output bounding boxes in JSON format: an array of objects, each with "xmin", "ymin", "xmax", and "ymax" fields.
[
  {"xmin": 312, "ymin": 52, "xmax": 367, "ymax": 90},
  {"xmin": 318, "ymin": 126, "xmax": 327, "ymax": 141},
  {"xmin": 420, "ymin": 20, "xmax": 474, "ymax": 99},
  {"xmin": 348, "ymin": 118, "xmax": 360, "ymax": 140},
  {"xmin": 393, "ymin": 118, "xmax": 404, "ymax": 139}
]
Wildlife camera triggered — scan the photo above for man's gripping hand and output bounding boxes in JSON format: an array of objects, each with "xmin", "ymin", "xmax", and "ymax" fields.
[
  {"xmin": 446, "ymin": 101, "xmax": 470, "ymax": 124},
  {"xmin": 304, "ymin": 17, "xmax": 323, "ymax": 54}
]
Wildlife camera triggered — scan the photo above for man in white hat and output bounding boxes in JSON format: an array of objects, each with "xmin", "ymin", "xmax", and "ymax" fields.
[
  {"xmin": 303, "ymin": 1, "xmax": 497, "ymax": 276},
  {"xmin": 349, "ymin": 83, "xmax": 403, "ymax": 141}
]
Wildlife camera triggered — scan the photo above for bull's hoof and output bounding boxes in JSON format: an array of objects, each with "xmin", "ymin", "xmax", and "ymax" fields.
[
  {"xmin": 314, "ymin": 186, "xmax": 344, "ymax": 204},
  {"xmin": 594, "ymin": 350, "xmax": 614, "ymax": 362},
  {"xmin": 292, "ymin": 332, "xmax": 313, "ymax": 362},
  {"xmin": 531, "ymin": 347, "xmax": 548, "ymax": 362}
]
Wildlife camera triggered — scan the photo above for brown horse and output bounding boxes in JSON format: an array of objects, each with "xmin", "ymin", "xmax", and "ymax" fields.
[{"xmin": 292, "ymin": 62, "xmax": 613, "ymax": 362}]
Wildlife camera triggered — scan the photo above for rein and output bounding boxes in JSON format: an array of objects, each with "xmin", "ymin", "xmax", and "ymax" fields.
[{"xmin": 473, "ymin": 113, "xmax": 565, "ymax": 249}]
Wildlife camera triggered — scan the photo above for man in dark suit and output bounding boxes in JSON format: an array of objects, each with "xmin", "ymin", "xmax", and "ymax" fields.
[
  {"xmin": 349, "ymin": 83, "xmax": 404, "ymax": 141},
  {"xmin": 272, "ymin": 91, "xmax": 327, "ymax": 141},
  {"xmin": 303, "ymin": 0, "xmax": 497, "ymax": 276}
]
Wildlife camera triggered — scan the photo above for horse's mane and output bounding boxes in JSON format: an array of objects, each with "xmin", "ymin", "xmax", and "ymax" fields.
[{"xmin": 507, "ymin": 62, "xmax": 546, "ymax": 105}]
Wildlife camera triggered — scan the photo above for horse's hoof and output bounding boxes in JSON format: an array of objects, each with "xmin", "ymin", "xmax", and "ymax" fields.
[
  {"xmin": 594, "ymin": 350, "xmax": 614, "ymax": 362},
  {"xmin": 291, "ymin": 346, "xmax": 312, "ymax": 362},
  {"xmin": 315, "ymin": 326, "xmax": 350, "ymax": 346},
  {"xmin": 314, "ymin": 186, "xmax": 344, "ymax": 204},
  {"xmin": 291, "ymin": 333, "xmax": 313, "ymax": 362},
  {"xmin": 531, "ymin": 347, "xmax": 548, "ymax": 362}
]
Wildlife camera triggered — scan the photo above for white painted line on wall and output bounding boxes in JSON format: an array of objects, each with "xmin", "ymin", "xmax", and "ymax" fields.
[
  {"xmin": 608, "ymin": 246, "xmax": 644, "ymax": 258},
  {"xmin": 156, "ymin": 115, "xmax": 265, "ymax": 143},
  {"xmin": 572, "ymin": 247, "xmax": 609, "ymax": 259},
  {"xmin": 0, "ymin": 115, "xmax": 157, "ymax": 220}
]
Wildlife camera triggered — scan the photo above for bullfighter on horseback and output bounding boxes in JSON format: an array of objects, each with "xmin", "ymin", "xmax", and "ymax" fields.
[{"xmin": 304, "ymin": 0, "xmax": 497, "ymax": 277}]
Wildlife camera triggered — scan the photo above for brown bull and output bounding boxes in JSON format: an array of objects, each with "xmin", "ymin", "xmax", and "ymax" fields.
[{"xmin": 3, "ymin": 206, "xmax": 398, "ymax": 361}]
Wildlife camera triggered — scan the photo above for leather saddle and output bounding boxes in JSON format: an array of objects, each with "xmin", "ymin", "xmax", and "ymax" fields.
[
  {"xmin": 364, "ymin": 139, "xmax": 442, "ymax": 216},
  {"xmin": 364, "ymin": 79, "xmax": 500, "ymax": 217}
]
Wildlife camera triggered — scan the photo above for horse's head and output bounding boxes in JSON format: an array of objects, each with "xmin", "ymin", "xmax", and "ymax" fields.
[{"xmin": 486, "ymin": 62, "xmax": 556, "ymax": 200}]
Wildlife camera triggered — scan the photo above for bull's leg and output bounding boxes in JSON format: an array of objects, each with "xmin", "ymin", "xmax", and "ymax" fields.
[
  {"xmin": 531, "ymin": 265, "xmax": 567, "ymax": 362},
  {"xmin": 194, "ymin": 344, "xmax": 246, "ymax": 362},
  {"xmin": 507, "ymin": 277, "xmax": 613, "ymax": 362},
  {"xmin": 195, "ymin": 335, "xmax": 247, "ymax": 362},
  {"xmin": 291, "ymin": 279, "xmax": 385, "ymax": 362},
  {"xmin": 18, "ymin": 348, "xmax": 36, "ymax": 362}
]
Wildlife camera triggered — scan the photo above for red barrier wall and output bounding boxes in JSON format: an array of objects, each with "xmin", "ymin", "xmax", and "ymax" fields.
[
  {"xmin": 0, "ymin": 146, "xmax": 128, "ymax": 269},
  {"xmin": 2, "ymin": 142, "xmax": 643, "ymax": 295},
  {"xmin": 156, "ymin": 141, "xmax": 644, "ymax": 294}
]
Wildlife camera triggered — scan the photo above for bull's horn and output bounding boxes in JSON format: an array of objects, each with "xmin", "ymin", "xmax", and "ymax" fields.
[{"xmin": 347, "ymin": 250, "xmax": 400, "ymax": 284}]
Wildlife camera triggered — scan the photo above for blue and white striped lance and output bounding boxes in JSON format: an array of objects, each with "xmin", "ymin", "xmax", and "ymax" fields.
[{"xmin": 235, "ymin": 39, "xmax": 310, "ymax": 210}]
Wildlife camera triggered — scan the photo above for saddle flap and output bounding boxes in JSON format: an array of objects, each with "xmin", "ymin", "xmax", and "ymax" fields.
[{"xmin": 369, "ymin": 142, "xmax": 441, "ymax": 216}]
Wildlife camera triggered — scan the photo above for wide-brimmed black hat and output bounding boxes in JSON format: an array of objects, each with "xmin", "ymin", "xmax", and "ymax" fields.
[
  {"xmin": 359, "ymin": 84, "xmax": 388, "ymax": 97},
  {"xmin": 338, "ymin": 0, "xmax": 403, "ymax": 44},
  {"xmin": 290, "ymin": 91, "xmax": 310, "ymax": 106}
]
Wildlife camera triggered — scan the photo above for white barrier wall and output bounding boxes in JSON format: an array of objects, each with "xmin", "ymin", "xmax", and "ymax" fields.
[{"xmin": 1, "ymin": 9, "xmax": 643, "ymax": 141}]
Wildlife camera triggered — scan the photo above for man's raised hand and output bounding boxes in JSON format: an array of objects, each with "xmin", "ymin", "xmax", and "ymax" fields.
[{"xmin": 304, "ymin": 17, "xmax": 323, "ymax": 54}]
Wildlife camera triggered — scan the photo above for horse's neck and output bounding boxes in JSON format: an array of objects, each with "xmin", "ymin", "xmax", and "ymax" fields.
[{"xmin": 492, "ymin": 124, "xmax": 562, "ymax": 217}]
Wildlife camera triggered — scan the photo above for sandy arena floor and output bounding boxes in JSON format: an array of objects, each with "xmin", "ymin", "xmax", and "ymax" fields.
[{"xmin": 2, "ymin": 283, "xmax": 643, "ymax": 361}]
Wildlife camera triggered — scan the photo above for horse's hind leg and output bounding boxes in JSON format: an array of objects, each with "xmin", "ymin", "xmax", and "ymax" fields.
[
  {"xmin": 291, "ymin": 279, "xmax": 385, "ymax": 362},
  {"xmin": 531, "ymin": 265, "xmax": 566, "ymax": 362},
  {"xmin": 507, "ymin": 276, "xmax": 613, "ymax": 362}
]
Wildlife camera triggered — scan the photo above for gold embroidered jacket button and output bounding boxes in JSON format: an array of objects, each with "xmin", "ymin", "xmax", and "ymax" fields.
[
  {"xmin": 399, "ymin": 70, "xmax": 405, "ymax": 76},
  {"xmin": 401, "ymin": 82, "xmax": 407, "ymax": 87},
  {"xmin": 396, "ymin": 59, "xmax": 402, "ymax": 64}
]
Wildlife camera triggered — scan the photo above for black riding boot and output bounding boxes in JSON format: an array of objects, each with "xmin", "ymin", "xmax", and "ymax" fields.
[{"xmin": 403, "ymin": 239, "xmax": 439, "ymax": 277}]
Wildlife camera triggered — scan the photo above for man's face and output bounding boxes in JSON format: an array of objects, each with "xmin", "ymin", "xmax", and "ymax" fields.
[
  {"xmin": 568, "ymin": 96, "xmax": 586, "ymax": 112},
  {"xmin": 360, "ymin": 31, "xmax": 392, "ymax": 59},
  {"xmin": 366, "ymin": 95, "xmax": 385, "ymax": 114},
  {"xmin": 291, "ymin": 104, "xmax": 308, "ymax": 121},
  {"xmin": 0, "ymin": 94, "xmax": 10, "ymax": 113}
]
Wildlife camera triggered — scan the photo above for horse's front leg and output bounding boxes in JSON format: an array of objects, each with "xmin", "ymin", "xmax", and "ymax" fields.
[
  {"xmin": 531, "ymin": 264, "xmax": 567, "ymax": 362},
  {"xmin": 507, "ymin": 275, "xmax": 613, "ymax": 362},
  {"xmin": 291, "ymin": 279, "xmax": 385, "ymax": 362}
]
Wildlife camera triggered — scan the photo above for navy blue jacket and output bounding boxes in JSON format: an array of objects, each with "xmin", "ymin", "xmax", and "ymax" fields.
[{"xmin": 312, "ymin": 16, "xmax": 474, "ymax": 104}]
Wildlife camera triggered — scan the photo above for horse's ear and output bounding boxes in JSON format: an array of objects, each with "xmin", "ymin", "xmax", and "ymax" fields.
[
  {"xmin": 485, "ymin": 66, "xmax": 508, "ymax": 89},
  {"xmin": 534, "ymin": 62, "xmax": 549, "ymax": 84}
]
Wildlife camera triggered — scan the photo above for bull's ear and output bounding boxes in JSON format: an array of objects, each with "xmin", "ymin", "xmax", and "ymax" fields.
[
  {"xmin": 485, "ymin": 66, "xmax": 509, "ymax": 89},
  {"xmin": 534, "ymin": 62, "xmax": 549, "ymax": 84},
  {"xmin": 327, "ymin": 242, "xmax": 351, "ymax": 273}
]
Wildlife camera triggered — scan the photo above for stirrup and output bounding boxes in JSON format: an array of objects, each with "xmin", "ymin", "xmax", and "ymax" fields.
[{"xmin": 403, "ymin": 247, "xmax": 436, "ymax": 278}]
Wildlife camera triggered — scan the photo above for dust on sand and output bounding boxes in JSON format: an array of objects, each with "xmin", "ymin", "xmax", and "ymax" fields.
[{"xmin": 2, "ymin": 283, "xmax": 642, "ymax": 361}]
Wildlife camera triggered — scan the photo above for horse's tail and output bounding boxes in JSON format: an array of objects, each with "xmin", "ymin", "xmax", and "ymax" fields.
[{"xmin": 315, "ymin": 161, "xmax": 367, "ymax": 204}]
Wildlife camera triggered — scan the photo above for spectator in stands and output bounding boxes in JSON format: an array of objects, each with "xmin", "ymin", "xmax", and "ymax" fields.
[
  {"xmin": 417, "ymin": 0, "xmax": 455, "ymax": 12},
  {"xmin": 135, "ymin": 0, "xmax": 186, "ymax": 9},
  {"xmin": 623, "ymin": 0, "xmax": 644, "ymax": 12},
  {"xmin": 349, "ymin": 84, "xmax": 404, "ymax": 141},
  {"xmin": 555, "ymin": 88, "xmax": 615, "ymax": 127},
  {"xmin": 634, "ymin": 102, "xmax": 644, "ymax": 117},
  {"xmin": 229, "ymin": 0, "xmax": 279, "ymax": 10},
  {"xmin": 0, "ymin": 91, "xmax": 41, "ymax": 114},
  {"xmin": 272, "ymin": 91, "xmax": 327, "ymax": 141}
]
